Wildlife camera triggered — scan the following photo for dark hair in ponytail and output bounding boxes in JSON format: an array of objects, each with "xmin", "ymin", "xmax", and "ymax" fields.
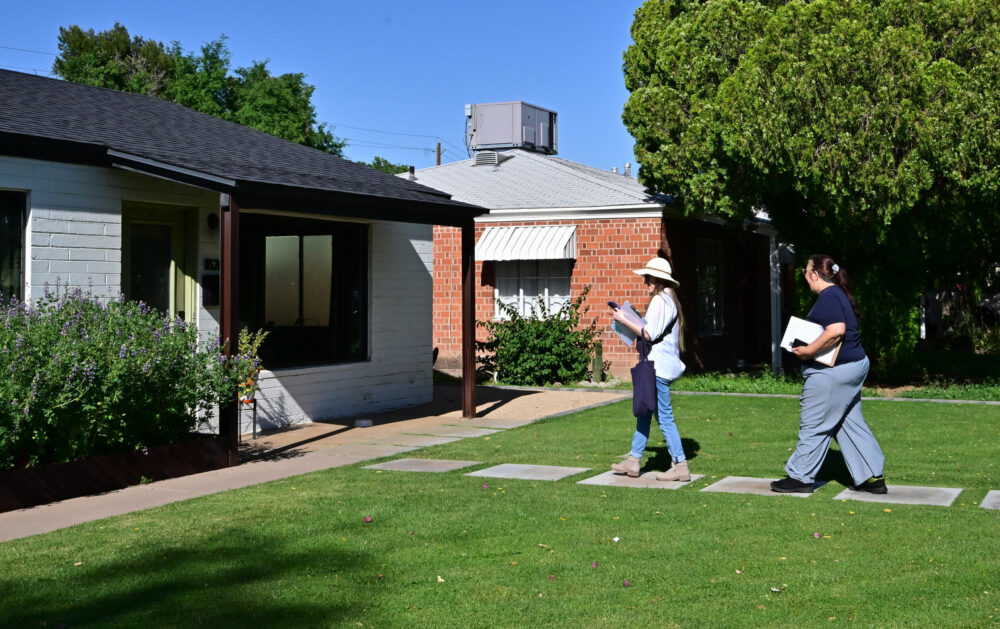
[{"xmin": 809, "ymin": 253, "xmax": 861, "ymax": 319}]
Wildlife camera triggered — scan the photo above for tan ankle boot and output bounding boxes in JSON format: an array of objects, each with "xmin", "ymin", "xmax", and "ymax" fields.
[
  {"xmin": 610, "ymin": 455, "xmax": 641, "ymax": 478},
  {"xmin": 656, "ymin": 460, "xmax": 690, "ymax": 482}
]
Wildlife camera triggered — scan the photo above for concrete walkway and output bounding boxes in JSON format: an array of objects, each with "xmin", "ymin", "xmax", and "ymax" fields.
[{"xmin": 0, "ymin": 385, "xmax": 628, "ymax": 542}]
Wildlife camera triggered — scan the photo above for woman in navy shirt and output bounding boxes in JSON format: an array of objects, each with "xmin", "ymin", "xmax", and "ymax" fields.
[{"xmin": 771, "ymin": 254, "xmax": 887, "ymax": 494}]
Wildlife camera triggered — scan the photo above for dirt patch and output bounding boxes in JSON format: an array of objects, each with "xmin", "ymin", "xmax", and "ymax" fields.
[{"xmin": 874, "ymin": 385, "xmax": 917, "ymax": 398}]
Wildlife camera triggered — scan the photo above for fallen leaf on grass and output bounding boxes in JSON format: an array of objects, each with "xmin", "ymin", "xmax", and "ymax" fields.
[
  {"xmin": 437, "ymin": 576, "xmax": 445, "ymax": 583},
  {"xmin": 770, "ymin": 586, "xmax": 785, "ymax": 593}
]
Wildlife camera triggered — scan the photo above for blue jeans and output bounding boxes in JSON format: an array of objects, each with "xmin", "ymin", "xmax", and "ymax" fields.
[{"xmin": 630, "ymin": 376, "xmax": 686, "ymax": 462}]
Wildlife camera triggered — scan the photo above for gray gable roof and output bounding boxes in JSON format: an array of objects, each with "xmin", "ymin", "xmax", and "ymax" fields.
[
  {"xmin": 0, "ymin": 70, "xmax": 485, "ymax": 225},
  {"xmin": 407, "ymin": 149, "xmax": 670, "ymax": 210}
]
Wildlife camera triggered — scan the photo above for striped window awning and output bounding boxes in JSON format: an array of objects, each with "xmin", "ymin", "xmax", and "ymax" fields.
[{"xmin": 475, "ymin": 225, "xmax": 577, "ymax": 261}]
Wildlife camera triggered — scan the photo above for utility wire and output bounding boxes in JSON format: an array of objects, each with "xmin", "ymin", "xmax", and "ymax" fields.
[
  {"xmin": 0, "ymin": 63, "xmax": 56, "ymax": 75},
  {"xmin": 0, "ymin": 44, "xmax": 58, "ymax": 56}
]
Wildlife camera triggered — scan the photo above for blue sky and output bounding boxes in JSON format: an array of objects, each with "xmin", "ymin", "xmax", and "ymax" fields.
[{"xmin": 1, "ymin": 0, "xmax": 646, "ymax": 172}]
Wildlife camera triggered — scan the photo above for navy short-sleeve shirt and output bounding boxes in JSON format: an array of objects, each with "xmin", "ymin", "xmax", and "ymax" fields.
[{"xmin": 806, "ymin": 285, "xmax": 866, "ymax": 365}]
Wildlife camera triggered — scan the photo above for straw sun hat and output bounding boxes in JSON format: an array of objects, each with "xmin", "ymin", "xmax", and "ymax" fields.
[{"xmin": 633, "ymin": 257, "xmax": 679, "ymax": 287}]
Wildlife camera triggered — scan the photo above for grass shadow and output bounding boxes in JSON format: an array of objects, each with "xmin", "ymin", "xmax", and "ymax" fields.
[
  {"xmin": 0, "ymin": 525, "xmax": 370, "ymax": 627},
  {"xmin": 644, "ymin": 437, "xmax": 701, "ymax": 471}
]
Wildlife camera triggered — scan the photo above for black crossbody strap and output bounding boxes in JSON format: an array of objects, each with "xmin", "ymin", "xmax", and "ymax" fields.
[{"xmin": 648, "ymin": 293, "xmax": 677, "ymax": 346}]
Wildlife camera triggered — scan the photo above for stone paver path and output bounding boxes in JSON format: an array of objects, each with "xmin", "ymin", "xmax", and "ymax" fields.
[
  {"xmin": 459, "ymin": 418, "xmax": 540, "ymax": 429},
  {"xmin": 365, "ymin": 458, "xmax": 481, "ymax": 473},
  {"xmin": 701, "ymin": 476, "xmax": 823, "ymax": 497},
  {"xmin": 406, "ymin": 425, "xmax": 500, "ymax": 438},
  {"xmin": 466, "ymin": 463, "xmax": 590, "ymax": 481},
  {"xmin": 982, "ymin": 490, "xmax": 1000, "ymax": 511},
  {"xmin": 313, "ymin": 444, "xmax": 419, "ymax": 458},
  {"xmin": 832, "ymin": 485, "xmax": 963, "ymax": 507},
  {"xmin": 577, "ymin": 470, "xmax": 704, "ymax": 489},
  {"xmin": 360, "ymin": 434, "xmax": 462, "ymax": 447}
]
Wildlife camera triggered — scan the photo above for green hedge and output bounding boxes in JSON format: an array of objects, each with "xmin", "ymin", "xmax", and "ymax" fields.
[{"xmin": 476, "ymin": 289, "xmax": 598, "ymax": 386}]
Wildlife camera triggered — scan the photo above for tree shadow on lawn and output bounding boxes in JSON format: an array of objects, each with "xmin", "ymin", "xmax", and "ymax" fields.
[{"xmin": 0, "ymin": 526, "xmax": 371, "ymax": 627}]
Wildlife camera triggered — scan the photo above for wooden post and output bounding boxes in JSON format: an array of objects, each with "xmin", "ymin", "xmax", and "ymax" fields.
[
  {"xmin": 219, "ymin": 193, "xmax": 240, "ymax": 465},
  {"xmin": 461, "ymin": 220, "xmax": 476, "ymax": 418},
  {"xmin": 436, "ymin": 142, "xmax": 441, "ymax": 166}
]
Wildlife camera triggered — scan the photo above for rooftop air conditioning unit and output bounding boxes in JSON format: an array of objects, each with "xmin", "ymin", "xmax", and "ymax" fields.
[{"xmin": 465, "ymin": 101, "xmax": 558, "ymax": 155}]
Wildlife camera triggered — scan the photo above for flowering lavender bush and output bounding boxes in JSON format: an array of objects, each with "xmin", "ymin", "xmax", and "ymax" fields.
[{"xmin": 0, "ymin": 289, "xmax": 257, "ymax": 470}]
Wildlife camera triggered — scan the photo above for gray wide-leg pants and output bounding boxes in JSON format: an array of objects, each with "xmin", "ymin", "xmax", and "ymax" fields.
[{"xmin": 785, "ymin": 356, "xmax": 885, "ymax": 485}]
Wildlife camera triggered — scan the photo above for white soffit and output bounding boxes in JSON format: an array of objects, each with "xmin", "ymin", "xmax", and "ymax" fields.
[{"xmin": 476, "ymin": 225, "xmax": 577, "ymax": 261}]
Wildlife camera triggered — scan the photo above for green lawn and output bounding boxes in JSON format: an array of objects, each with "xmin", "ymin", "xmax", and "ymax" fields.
[{"xmin": 1, "ymin": 396, "xmax": 999, "ymax": 627}]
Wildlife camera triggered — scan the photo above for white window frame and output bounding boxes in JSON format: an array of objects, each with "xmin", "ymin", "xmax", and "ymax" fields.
[{"xmin": 493, "ymin": 259, "xmax": 572, "ymax": 320}]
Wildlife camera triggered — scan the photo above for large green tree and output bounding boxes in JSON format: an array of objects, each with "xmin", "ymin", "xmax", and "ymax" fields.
[
  {"xmin": 623, "ymin": 0, "xmax": 1000, "ymax": 360},
  {"xmin": 54, "ymin": 24, "xmax": 344, "ymax": 155}
]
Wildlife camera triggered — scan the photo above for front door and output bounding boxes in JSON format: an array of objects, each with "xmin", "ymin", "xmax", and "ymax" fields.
[{"xmin": 122, "ymin": 203, "xmax": 196, "ymax": 321}]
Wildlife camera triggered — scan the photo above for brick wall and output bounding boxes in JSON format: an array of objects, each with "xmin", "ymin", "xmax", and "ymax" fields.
[{"xmin": 433, "ymin": 217, "xmax": 665, "ymax": 380}]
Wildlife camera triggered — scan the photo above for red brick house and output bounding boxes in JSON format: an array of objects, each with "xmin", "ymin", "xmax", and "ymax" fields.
[{"xmin": 411, "ymin": 104, "xmax": 782, "ymax": 380}]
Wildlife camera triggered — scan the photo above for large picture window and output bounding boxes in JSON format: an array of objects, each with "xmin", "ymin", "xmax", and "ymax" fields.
[
  {"xmin": 494, "ymin": 259, "xmax": 572, "ymax": 318},
  {"xmin": 697, "ymin": 238, "xmax": 725, "ymax": 336},
  {"xmin": 240, "ymin": 215, "xmax": 367, "ymax": 368},
  {"xmin": 0, "ymin": 191, "xmax": 25, "ymax": 300}
]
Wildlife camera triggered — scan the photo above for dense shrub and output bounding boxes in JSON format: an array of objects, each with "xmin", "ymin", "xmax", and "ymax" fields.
[
  {"xmin": 0, "ymin": 289, "xmax": 256, "ymax": 470},
  {"xmin": 477, "ymin": 288, "xmax": 598, "ymax": 386}
]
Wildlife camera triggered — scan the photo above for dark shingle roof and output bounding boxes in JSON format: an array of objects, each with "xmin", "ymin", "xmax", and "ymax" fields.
[{"xmin": 0, "ymin": 70, "xmax": 485, "ymax": 224}]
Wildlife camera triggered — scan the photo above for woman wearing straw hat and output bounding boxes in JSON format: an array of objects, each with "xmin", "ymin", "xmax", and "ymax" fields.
[{"xmin": 610, "ymin": 253, "xmax": 691, "ymax": 481}]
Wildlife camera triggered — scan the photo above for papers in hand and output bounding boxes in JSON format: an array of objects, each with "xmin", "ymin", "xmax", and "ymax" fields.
[
  {"xmin": 611, "ymin": 301, "xmax": 646, "ymax": 347},
  {"xmin": 780, "ymin": 316, "xmax": 840, "ymax": 366}
]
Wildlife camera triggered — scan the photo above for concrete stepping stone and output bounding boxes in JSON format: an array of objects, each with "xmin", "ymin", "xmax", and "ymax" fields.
[
  {"xmin": 406, "ymin": 425, "xmax": 500, "ymax": 438},
  {"xmin": 457, "ymin": 417, "xmax": 537, "ymax": 430},
  {"xmin": 360, "ymin": 434, "xmax": 462, "ymax": 447},
  {"xmin": 701, "ymin": 476, "xmax": 822, "ymax": 497},
  {"xmin": 577, "ymin": 470, "xmax": 704, "ymax": 489},
  {"xmin": 466, "ymin": 463, "xmax": 590, "ymax": 481},
  {"xmin": 365, "ymin": 458, "xmax": 481, "ymax": 473},
  {"xmin": 982, "ymin": 490, "xmax": 1000, "ymax": 511},
  {"xmin": 831, "ymin": 485, "xmax": 962, "ymax": 507},
  {"xmin": 314, "ymin": 444, "xmax": 419, "ymax": 459}
]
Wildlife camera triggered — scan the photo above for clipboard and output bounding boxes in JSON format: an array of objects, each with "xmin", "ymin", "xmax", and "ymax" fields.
[
  {"xmin": 780, "ymin": 316, "xmax": 841, "ymax": 366},
  {"xmin": 610, "ymin": 301, "xmax": 646, "ymax": 347}
]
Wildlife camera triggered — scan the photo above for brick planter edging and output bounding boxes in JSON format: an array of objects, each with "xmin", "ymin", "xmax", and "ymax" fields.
[{"xmin": 0, "ymin": 437, "xmax": 230, "ymax": 514}]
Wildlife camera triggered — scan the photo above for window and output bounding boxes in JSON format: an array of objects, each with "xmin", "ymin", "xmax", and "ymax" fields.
[
  {"xmin": 0, "ymin": 191, "xmax": 25, "ymax": 301},
  {"xmin": 240, "ymin": 215, "xmax": 367, "ymax": 368},
  {"xmin": 494, "ymin": 259, "xmax": 572, "ymax": 318},
  {"xmin": 697, "ymin": 238, "xmax": 725, "ymax": 335}
]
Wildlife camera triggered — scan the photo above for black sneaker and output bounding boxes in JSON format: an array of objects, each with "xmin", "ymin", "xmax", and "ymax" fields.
[
  {"xmin": 851, "ymin": 476, "xmax": 888, "ymax": 494},
  {"xmin": 770, "ymin": 477, "xmax": 814, "ymax": 493}
]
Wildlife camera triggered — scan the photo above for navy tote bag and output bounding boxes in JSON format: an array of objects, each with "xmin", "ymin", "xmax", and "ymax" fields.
[{"xmin": 631, "ymin": 337, "xmax": 657, "ymax": 417}]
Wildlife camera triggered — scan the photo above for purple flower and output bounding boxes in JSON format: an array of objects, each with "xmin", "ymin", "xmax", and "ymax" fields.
[
  {"xmin": 364, "ymin": 516, "xmax": 373, "ymax": 523},
  {"xmin": 623, "ymin": 580, "xmax": 631, "ymax": 588},
  {"xmin": 119, "ymin": 345, "xmax": 127, "ymax": 358}
]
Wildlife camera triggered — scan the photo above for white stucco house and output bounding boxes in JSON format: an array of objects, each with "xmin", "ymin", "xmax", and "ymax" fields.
[{"xmin": 0, "ymin": 69, "xmax": 486, "ymax": 448}]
